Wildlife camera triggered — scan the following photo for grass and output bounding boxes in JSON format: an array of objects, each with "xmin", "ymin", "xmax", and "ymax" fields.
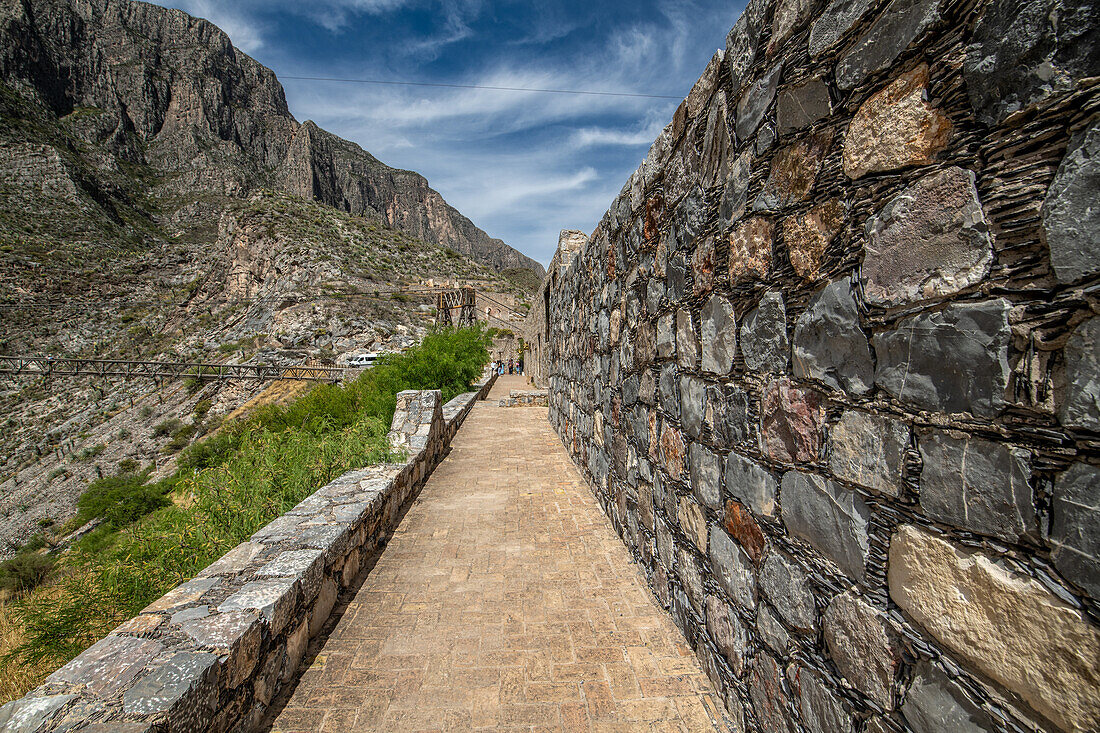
[{"xmin": 0, "ymin": 327, "xmax": 490, "ymax": 701}]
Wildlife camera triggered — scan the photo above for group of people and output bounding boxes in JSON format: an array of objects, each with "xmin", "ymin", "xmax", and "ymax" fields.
[{"xmin": 494, "ymin": 357, "xmax": 523, "ymax": 376}]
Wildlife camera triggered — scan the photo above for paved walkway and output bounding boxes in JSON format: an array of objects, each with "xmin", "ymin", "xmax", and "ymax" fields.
[{"xmin": 269, "ymin": 376, "xmax": 730, "ymax": 732}]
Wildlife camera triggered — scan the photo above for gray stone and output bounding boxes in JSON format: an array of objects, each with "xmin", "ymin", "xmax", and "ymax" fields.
[
  {"xmin": 901, "ymin": 661, "xmax": 992, "ymax": 733},
  {"xmin": 218, "ymin": 578, "xmax": 299, "ymax": 635},
  {"xmin": 659, "ymin": 363, "xmax": 680, "ymax": 420},
  {"xmin": 719, "ymin": 151, "xmax": 754, "ymax": 229},
  {"xmin": 759, "ymin": 550, "xmax": 816, "ymax": 633},
  {"xmin": 675, "ymin": 308, "xmax": 698, "ymax": 369},
  {"xmin": 809, "ymin": 0, "xmax": 873, "ymax": 57},
  {"xmin": 756, "ymin": 122, "xmax": 777, "ymax": 155},
  {"xmin": 144, "ymin": 576, "xmax": 219, "ymax": 613},
  {"xmin": 706, "ymin": 594, "xmax": 750, "ymax": 676},
  {"xmin": 724, "ymin": 451, "xmax": 777, "ymax": 517},
  {"xmin": 828, "ymin": 411, "xmax": 909, "ymax": 497},
  {"xmin": 680, "ymin": 375, "xmax": 707, "ymax": 439},
  {"xmin": 726, "ymin": 0, "xmax": 770, "ymax": 96},
  {"xmin": 170, "ymin": 606, "xmax": 210, "ymax": 625},
  {"xmin": 709, "ymin": 524, "xmax": 757, "ymax": 609},
  {"xmin": 701, "ymin": 295, "xmax": 737, "ymax": 375},
  {"xmin": 122, "ymin": 652, "xmax": 218, "ymax": 717},
  {"xmin": 1051, "ymin": 461, "xmax": 1100, "ymax": 601},
  {"xmin": 768, "ymin": 0, "xmax": 815, "ymax": 56},
  {"xmin": 639, "ymin": 369, "xmax": 656, "ymax": 406},
  {"xmin": 678, "ymin": 546, "xmax": 706, "ymax": 617},
  {"xmin": 657, "ymin": 313, "xmax": 676, "ymax": 358},
  {"xmin": 863, "ymin": 167, "xmax": 991, "ymax": 307},
  {"xmin": 679, "ymin": 497, "xmax": 709, "ymax": 553},
  {"xmin": 823, "ymin": 590, "xmax": 900, "ymax": 710},
  {"xmin": 1043, "ymin": 121, "xmax": 1100, "ymax": 284},
  {"xmin": 46, "ymin": 636, "xmax": 163, "ymax": 699},
  {"xmin": 647, "ymin": 278, "xmax": 665, "ymax": 313},
  {"xmin": 873, "ymin": 299, "xmax": 1012, "ymax": 417},
  {"xmin": 257, "ymin": 547, "xmax": 324, "ymax": 579},
  {"xmin": 757, "ymin": 603, "xmax": 792, "ymax": 655},
  {"xmin": 0, "ymin": 696, "xmax": 74, "ymax": 733},
  {"xmin": 781, "ymin": 471, "xmax": 870, "ymax": 580},
  {"xmin": 835, "ymin": 0, "xmax": 942, "ymax": 90},
  {"xmin": 198, "ymin": 541, "xmax": 264, "ymax": 577},
  {"xmin": 708, "ymin": 383, "xmax": 752, "ymax": 449},
  {"xmin": 622, "ymin": 375, "xmax": 640, "ymax": 407},
  {"xmin": 740, "ymin": 291, "xmax": 788, "ymax": 373},
  {"xmin": 749, "ymin": 653, "xmax": 799, "ymax": 733},
  {"xmin": 791, "ymin": 665, "xmax": 854, "ymax": 733},
  {"xmin": 703, "ymin": 93, "xmax": 733, "ymax": 188},
  {"xmin": 690, "ymin": 442, "xmax": 722, "ymax": 511},
  {"xmin": 919, "ymin": 431, "xmax": 1035, "ymax": 542},
  {"xmin": 777, "ymin": 78, "xmax": 832, "ymax": 134},
  {"xmin": 736, "ymin": 64, "xmax": 783, "ymax": 143},
  {"xmin": 965, "ymin": 0, "xmax": 1100, "ymax": 125},
  {"xmin": 1060, "ymin": 317, "xmax": 1100, "ymax": 430},
  {"xmin": 667, "ymin": 252, "xmax": 689, "ymax": 302}
]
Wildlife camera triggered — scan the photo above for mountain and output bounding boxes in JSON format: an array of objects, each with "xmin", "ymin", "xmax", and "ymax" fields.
[{"xmin": 0, "ymin": 0, "xmax": 544, "ymax": 276}]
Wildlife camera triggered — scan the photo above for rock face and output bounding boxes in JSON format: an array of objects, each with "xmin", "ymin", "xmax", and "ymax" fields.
[
  {"xmin": 889, "ymin": 525, "xmax": 1100, "ymax": 732},
  {"xmin": 777, "ymin": 78, "xmax": 832, "ymax": 134},
  {"xmin": 755, "ymin": 131, "xmax": 833, "ymax": 210},
  {"xmin": 737, "ymin": 64, "xmax": 784, "ymax": 142},
  {"xmin": 701, "ymin": 295, "xmax": 737, "ymax": 375},
  {"xmin": 862, "ymin": 167, "xmax": 992, "ymax": 307},
  {"xmin": 1042, "ymin": 121, "xmax": 1100, "ymax": 284},
  {"xmin": 0, "ymin": 0, "xmax": 541, "ymax": 277},
  {"xmin": 792, "ymin": 280, "xmax": 875, "ymax": 395},
  {"xmin": 781, "ymin": 200, "xmax": 844, "ymax": 280},
  {"xmin": 809, "ymin": 0, "xmax": 873, "ymax": 57},
  {"xmin": 843, "ymin": 65, "xmax": 952, "ymax": 178},
  {"xmin": 729, "ymin": 217, "xmax": 774, "ymax": 281},
  {"xmin": 873, "ymin": 299, "xmax": 1011, "ymax": 417},
  {"xmin": 901, "ymin": 662, "xmax": 992, "ymax": 733}
]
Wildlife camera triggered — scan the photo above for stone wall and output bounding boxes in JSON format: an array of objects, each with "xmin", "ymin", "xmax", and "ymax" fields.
[
  {"xmin": 523, "ymin": 229, "xmax": 587, "ymax": 387},
  {"xmin": 540, "ymin": 0, "xmax": 1099, "ymax": 730},
  {"xmin": 0, "ymin": 374, "xmax": 496, "ymax": 733}
]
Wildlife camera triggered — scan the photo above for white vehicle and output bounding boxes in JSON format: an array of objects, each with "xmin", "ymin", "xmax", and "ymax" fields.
[{"xmin": 345, "ymin": 352, "xmax": 381, "ymax": 368}]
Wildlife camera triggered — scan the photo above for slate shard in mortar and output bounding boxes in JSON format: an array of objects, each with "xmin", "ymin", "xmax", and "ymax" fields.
[
  {"xmin": 862, "ymin": 167, "xmax": 992, "ymax": 307},
  {"xmin": 873, "ymin": 299, "xmax": 1012, "ymax": 418}
]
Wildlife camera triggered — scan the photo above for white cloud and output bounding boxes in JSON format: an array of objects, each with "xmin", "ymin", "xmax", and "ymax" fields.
[{"xmin": 165, "ymin": 0, "xmax": 267, "ymax": 52}]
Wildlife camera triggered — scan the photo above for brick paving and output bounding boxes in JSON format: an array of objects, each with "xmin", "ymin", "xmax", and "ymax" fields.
[{"xmin": 269, "ymin": 376, "xmax": 731, "ymax": 732}]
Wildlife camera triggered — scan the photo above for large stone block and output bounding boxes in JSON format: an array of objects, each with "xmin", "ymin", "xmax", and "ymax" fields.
[
  {"xmin": 760, "ymin": 378, "xmax": 825, "ymax": 464},
  {"xmin": 919, "ymin": 430, "xmax": 1035, "ymax": 542},
  {"xmin": 723, "ymin": 499, "xmax": 768, "ymax": 562},
  {"xmin": 680, "ymin": 375, "xmax": 707, "ymax": 439},
  {"xmin": 781, "ymin": 471, "xmax": 870, "ymax": 580},
  {"xmin": 740, "ymin": 291, "xmax": 788, "ymax": 373},
  {"xmin": 828, "ymin": 410, "xmax": 909, "ymax": 497},
  {"xmin": 736, "ymin": 63, "xmax": 783, "ymax": 143},
  {"xmin": 660, "ymin": 423, "xmax": 686, "ymax": 481},
  {"xmin": 901, "ymin": 661, "xmax": 992, "ymax": 733},
  {"xmin": 659, "ymin": 363, "xmax": 680, "ymax": 420},
  {"xmin": 749, "ymin": 653, "xmax": 798, "ymax": 733},
  {"xmin": 720, "ymin": 151, "xmax": 755, "ymax": 229},
  {"xmin": 702, "ymin": 93, "xmax": 733, "ymax": 188},
  {"xmin": 789, "ymin": 665, "xmax": 855, "ymax": 733},
  {"xmin": 965, "ymin": 0, "xmax": 1100, "ymax": 125},
  {"xmin": 781, "ymin": 200, "xmax": 844, "ymax": 281},
  {"xmin": 835, "ymin": 0, "xmax": 943, "ymax": 90},
  {"xmin": 689, "ymin": 441, "xmax": 722, "ymax": 511},
  {"xmin": 889, "ymin": 525, "xmax": 1100, "ymax": 731},
  {"xmin": 675, "ymin": 308, "xmax": 698, "ymax": 369},
  {"xmin": 1043, "ymin": 120, "xmax": 1100, "ymax": 284},
  {"xmin": 678, "ymin": 497, "xmax": 708, "ymax": 553},
  {"xmin": 218, "ymin": 578, "xmax": 299, "ymax": 636},
  {"xmin": 700, "ymin": 294, "xmax": 737, "ymax": 375},
  {"xmin": 809, "ymin": 0, "xmax": 873, "ymax": 57},
  {"xmin": 678, "ymin": 546, "xmax": 706, "ymax": 617},
  {"xmin": 1059, "ymin": 317, "xmax": 1100, "ymax": 431},
  {"xmin": 757, "ymin": 603, "xmax": 793, "ymax": 656},
  {"xmin": 726, "ymin": 0, "xmax": 770, "ymax": 96},
  {"xmin": 754, "ymin": 130, "xmax": 832, "ymax": 210},
  {"xmin": 1050, "ymin": 461, "xmax": 1100, "ymax": 601},
  {"xmin": 708, "ymin": 382, "xmax": 752, "ymax": 449},
  {"xmin": 709, "ymin": 524, "xmax": 757, "ymax": 610},
  {"xmin": 768, "ymin": 0, "xmax": 815, "ymax": 56},
  {"xmin": 724, "ymin": 451, "xmax": 778, "ymax": 518},
  {"xmin": 122, "ymin": 652, "xmax": 219, "ymax": 719},
  {"xmin": 692, "ymin": 237, "xmax": 717, "ymax": 296},
  {"xmin": 862, "ymin": 167, "xmax": 992, "ymax": 307},
  {"xmin": 0, "ymin": 696, "xmax": 74, "ymax": 733},
  {"xmin": 759, "ymin": 550, "xmax": 816, "ymax": 633},
  {"xmin": 729, "ymin": 217, "xmax": 773, "ymax": 282},
  {"xmin": 46, "ymin": 635, "xmax": 163, "ymax": 699},
  {"xmin": 777, "ymin": 77, "xmax": 832, "ymax": 134},
  {"xmin": 873, "ymin": 299, "xmax": 1011, "ymax": 417},
  {"xmin": 823, "ymin": 590, "xmax": 900, "ymax": 710},
  {"xmin": 706, "ymin": 594, "xmax": 750, "ymax": 676},
  {"xmin": 792, "ymin": 279, "xmax": 875, "ymax": 395},
  {"xmin": 843, "ymin": 65, "xmax": 952, "ymax": 178}
]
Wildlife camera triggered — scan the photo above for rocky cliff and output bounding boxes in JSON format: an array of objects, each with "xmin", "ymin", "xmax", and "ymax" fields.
[{"xmin": 0, "ymin": 0, "xmax": 543, "ymax": 276}]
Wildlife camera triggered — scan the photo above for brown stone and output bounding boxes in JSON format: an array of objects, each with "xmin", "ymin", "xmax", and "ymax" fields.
[
  {"xmin": 644, "ymin": 194, "xmax": 664, "ymax": 242},
  {"xmin": 761, "ymin": 378, "xmax": 826, "ymax": 464},
  {"xmin": 781, "ymin": 200, "xmax": 844, "ymax": 281},
  {"xmin": 723, "ymin": 500, "xmax": 767, "ymax": 563},
  {"xmin": 843, "ymin": 65, "xmax": 953, "ymax": 179},
  {"xmin": 692, "ymin": 237, "xmax": 717, "ymax": 296},
  {"xmin": 729, "ymin": 217, "xmax": 774, "ymax": 282},
  {"xmin": 889, "ymin": 525, "xmax": 1100, "ymax": 731},
  {"xmin": 754, "ymin": 130, "xmax": 833, "ymax": 211},
  {"xmin": 660, "ymin": 423, "xmax": 686, "ymax": 481},
  {"xmin": 678, "ymin": 497, "xmax": 708, "ymax": 553}
]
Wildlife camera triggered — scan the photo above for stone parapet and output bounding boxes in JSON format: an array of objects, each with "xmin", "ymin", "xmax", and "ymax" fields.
[
  {"xmin": 542, "ymin": 0, "xmax": 1100, "ymax": 730},
  {"xmin": 0, "ymin": 373, "xmax": 496, "ymax": 733},
  {"xmin": 498, "ymin": 390, "xmax": 549, "ymax": 408}
]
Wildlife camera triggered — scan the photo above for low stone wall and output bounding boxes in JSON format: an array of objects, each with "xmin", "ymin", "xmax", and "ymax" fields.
[
  {"xmin": 538, "ymin": 0, "xmax": 1099, "ymax": 730},
  {"xmin": 498, "ymin": 390, "xmax": 549, "ymax": 408},
  {"xmin": 0, "ymin": 375, "xmax": 495, "ymax": 733}
]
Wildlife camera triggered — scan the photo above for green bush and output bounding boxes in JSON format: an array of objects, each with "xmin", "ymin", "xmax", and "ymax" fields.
[
  {"xmin": 152, "ymin": 418, "xmax": 182, "ymax": 438},
  {"xmin": 0, "ymin": 553, "xmax": 55, "ymax": 593},
  {"xmin": 75, "ymin": 472, "xmax": 171, "ymax": 530}
]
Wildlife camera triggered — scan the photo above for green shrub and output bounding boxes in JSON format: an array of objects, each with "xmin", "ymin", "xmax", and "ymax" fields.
[
  {"xmin": 192, "ymin": 399, "xmax": 212, "ymax": 420},
  {"xmin": 0, "ymin": 553, "xmax": 55, "ymax": 593},
  {"xmin": 75, "ymin": 472, "xmax": 171, "ymax": 530},
  {"xmin": 72, "ymin": 444, "xmax": 106, "ymax": 462},
  {"xmin": 152, "ymin": 418, "xmax": 182, "ymax": 438}
]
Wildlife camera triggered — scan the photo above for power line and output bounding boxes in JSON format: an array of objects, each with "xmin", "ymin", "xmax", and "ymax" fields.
[{"xmin": 280, "ymin": 75, "xmax": 681, "ymax": 100}]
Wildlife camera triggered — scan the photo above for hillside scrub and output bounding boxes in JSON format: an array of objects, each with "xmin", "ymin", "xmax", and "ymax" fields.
[{"xmin": 0, "ymin": 327, "xmax": 490, "ymax": 701}]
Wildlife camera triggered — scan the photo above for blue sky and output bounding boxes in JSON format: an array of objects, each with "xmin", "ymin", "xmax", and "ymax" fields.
[{"xmin": 151, "ymin": 0, "xmax": 745, "ymax": 265}]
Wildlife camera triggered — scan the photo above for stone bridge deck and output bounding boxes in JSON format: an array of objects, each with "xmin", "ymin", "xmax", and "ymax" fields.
[{"xmin": 268, "ymin": 376, "xmax": 730, "ymax": 732}]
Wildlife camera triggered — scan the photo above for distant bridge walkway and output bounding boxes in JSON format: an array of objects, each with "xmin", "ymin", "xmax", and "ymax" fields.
[{"xmin": 267, "ymin": 375, "xmax": 730, "ymax": 732}]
